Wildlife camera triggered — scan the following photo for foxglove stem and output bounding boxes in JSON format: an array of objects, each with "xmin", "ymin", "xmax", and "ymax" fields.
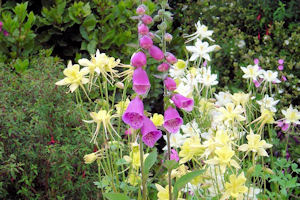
[{"xmin": 139, "ymin": 134, "xmax": 147, "ymax": 200}]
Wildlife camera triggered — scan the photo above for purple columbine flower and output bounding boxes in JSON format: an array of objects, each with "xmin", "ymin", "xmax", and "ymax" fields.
[
  {"xmin": 141, "ymin": 15, "xmax": 153, "ymax": 24},
  {"xmin": 281, "ymin": 75, "xmax": 287, "ymax": 82},
  {"xmin": 122, "ymin": 97, "xmax": 145, "ymax": 129},
  {"xmin": 131, "ymin": 51, "xmax": 147, "ymax": 67},
  {"xmin": 133, "ymin": 67, "xmax": 150, "ymax": 95},
  {"xmin": 170, "ymin": 149, "xmax": 179, "ymax": 162},
  {"xmin": 164, "ymin": 77, "xmax": 176, "ymax": 91},
  {"xmin": 278, "ymin": 59, "xmax": 284, "ymax": 65},
  {"xmin": 278, "ymin": 65, "xmax": 284, "ymax": 71},
  {"xmin": 138, "ymin": 23, "xmax": 149, "ymax": 35},
  {"xmin": 163, "ymin": 107, "xmax": 183, "ymax": 133},
  {"xmin": 139, "ymin": 35, "xmax": 153, "ymax": 49},
  {"xmin": 149, "ymin": 45, "xmax": 164, "ymax": 61},
  {"xmin": 157, "ymin": 62, "xmax": 170, "ymax": 72},
  {"xmin": 136, "ymin": 5, "xmax": 146, "ymax": 15},
  {"xmin": 165, "ymin": 52, "xmax": 177, "ymax": 64},
  {"xmin": 254, "ymin": 58, "xmax": 259, "ymax": 65},
  {"xmin": 171, "ymin": 94, "xmax": 194, "ymax": 112},
  {"xmin": 141, "ymin": 116, "xmax": 162, "ymax": 147}
]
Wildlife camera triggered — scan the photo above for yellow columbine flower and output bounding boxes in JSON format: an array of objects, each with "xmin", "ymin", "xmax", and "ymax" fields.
[
  {"xmin": 83, "ymin": 151, "xmax": 102, "ymax": 164},
  {"xmin": 221, "ymin": 172, "xmax": 248, "ymax": 200},
  {"xmin": 151, "ymin": 113, "xmax": 164, "ymax": 126},
  {"xmin": 174, "ymin": 59, "xmax": 186, "ymax": 70},
  {"xmin": 206, "ymin": 145, "xmax": 240, "ymax": 172},
  {"xmin": 198, "ymin": 98, "xmax": 215, "ymax": 113},
  {"xmin": 282, "ymin": 105, "xmax": 300, "ymax": 124},
  {"xmin": 55, "ymin": 61, "xmax": 89, "ymax": 93},
  {"xmin": 118, "ymin": 64, "xmax": 134, "ymax": 82},
  {"xmin": 218, "ymin": 103, "xmax": 246, "ymax": 125},
  {"xmin": 83, "ymin": 110, "xmax": 119, "ymax": 143},
  {"xmin": 179, "ymin": 136, "xmax": 205, "ymax": 164},
  {"xmin": 115, "ymin": 98, "xmax": 130, "ymax": 116},
  {"xmin": 231, "ymin": 92, "xmax": 250, "ymax": 107},
  {"xmin": 155, "ymin": 184, "xmax": 185, "ymax": 200},
  {"xmin": 123, "ymin": 143, "xmax": 149, "ymax": 169},
  {"xmin": 251, "ymin": 108, "xmax": 274, "ymax": 133},
  {"xmin": 238, "ymin": 129, "xmax": 272, "ymax": 156}
]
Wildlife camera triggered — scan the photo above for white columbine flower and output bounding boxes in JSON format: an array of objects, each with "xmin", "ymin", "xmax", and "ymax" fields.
[
  {"xmin": 281, "ymin": 105, "xmax": 300, "ymax": 124},
  {"xmin": 186, "ymin": 39, "xmax": 216, "ymax": 61},
  {"xmin": 175, "ymin": 82, "xmax": 194, "ymax": 98},
  {"xmin": 215, "ymin": 91, "xmax": 232, "ymax": 107},
  {"xmin": 183, "ymin": 21, "xmax": 214, "ymax": 43},
  {"xmin": 260, "ymin": 70, "xmax": 281, "ymax": 83},
  {"xmin": 163, "ymin": 132, "xmax": 188, "ymax": 150},
  {"xmin": 241, "ymin": 64, "xmax": 262, "ymax": 81},
  {"xmin": 244, "ymin": 187, "xmax": 261, "ymax": 200},
  {"xmin": 257, "ymin": 95, "xmax": 279, "ymax": 113},
  {"xmin": 181, "ymin": 120, "xmax": 201, "ymax": 137},
  {"xmin": 197, "ymin": 66, "xmax": 218, "ymax": 86}
]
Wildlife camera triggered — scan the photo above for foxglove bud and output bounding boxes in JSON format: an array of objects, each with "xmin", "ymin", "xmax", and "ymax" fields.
[
  {"xmin": 141, "ymin": 15, "xmax": 153, "ymax": 24},
  {"xmin": 165, "ymin": 52, "xmax": 177, "ymax": 64},
  {"xmin": 164, "ymin": 77, "xmax": 176, "ymax": 91},
  {"xmin": 149, "ymin": 45, "xmax": 164, "ymax": 61},
  {"xmin": 136, "ymin": 5, "xmax": 146, "ymax": 15},
  {"xmin": 164, "ymin": 33, "xmax": 173, "ymax": 42},
  {"xmin": 157, "ymin": 62, "xmax": 170, "ymax": 72},
  {"xmin": 131, "ymin": 52, "xmax": 147, "ymax": 67},
  {"xmin": 138, "ymin": 23, "xmax": 149, "ymax": 35},
  {"xmin": 132, "ymin": 67, "xmax": 150, "ymax": 95},
  {"xmin": 139, "ymin": 35, "xmax": 153, "ymax": 49}
]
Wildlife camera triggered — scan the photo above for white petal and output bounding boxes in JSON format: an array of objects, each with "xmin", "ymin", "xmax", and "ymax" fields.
[
  {"xmin": 69, "ymin": 83, "xmax": 79, "ymax": 93},
  {"xmin": 78, "ymin": 58, "xmax": 92, "ymax": 67}
]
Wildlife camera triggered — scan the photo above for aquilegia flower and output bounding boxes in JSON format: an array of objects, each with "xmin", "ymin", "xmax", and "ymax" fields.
[
  {"xmin": 163, "ymin": 107, "xmax": 183, "ymax": 133},
  {"xmin": 122, "ymin": 96, "xmax": 145, "ymax": 129},
  {"xmin": 257, "ymin": 95, "xmax": 279, "ymax": 113},
  {"xmin": 183, "ymin": 21, "xmax": 214, "ymax": 43},
  {"xmin": 186, "ymin": 39, "xmax": 216, "ymax": 61},
  {"xmin": 132, "ymin": 67, "xmax": 151, "ymax": 95},
  {"xmin": 55, "ymin": 61, "xmax": 89, "ymax": 93},
  {"xmin": 281, "ymin": 105, "xmax": 300, "ymax": 125},
  {"xmin": 171, "ymin": 94, "xmax": 194, "ymax": 112},
  {"xmin": 141, "ymin": 117, "xmax": 162, "ymax": 147},
  {"xmin": 241, "ymin": 64, "xmax": 262, "ymax": 81},
  {"xmin": 221, "ymin": 172, "xmax": 248, "ymax": 200},
  {"xmin": 260, "ymin": 70, "xmax": 280, "ymax": 83}
]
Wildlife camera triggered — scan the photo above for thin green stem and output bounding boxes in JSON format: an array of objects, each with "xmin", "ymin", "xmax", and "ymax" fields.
[{"xmin": 139, "ymin": 135, "xmax": 147, "ymax": 200}]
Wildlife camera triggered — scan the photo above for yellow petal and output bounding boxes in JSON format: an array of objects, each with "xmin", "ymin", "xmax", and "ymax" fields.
[{"xmin": 69, "ymin": 83, "xmax": 79, "ymax": 92}]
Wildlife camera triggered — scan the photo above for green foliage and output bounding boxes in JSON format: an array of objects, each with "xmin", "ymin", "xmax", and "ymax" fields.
[
  {"xmin": 0, "ymin": 2, "xmax": 36, "ymax": 63},
  {"xmin": 0, "ymin": 52, "xmax": 96, "ymax": 199},
  {"xmin": 103, "ymin": 193, "xmax": 130, "ymax": 200}
]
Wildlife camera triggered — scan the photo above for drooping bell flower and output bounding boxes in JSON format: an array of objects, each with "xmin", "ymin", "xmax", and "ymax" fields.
[
  {"xmin": 122, "ymin": 96, "xmax": 144, "ymax": 129},
  {"xmin": 171, "ymin": 94, "xmax": 194, "ymax": 112},
  {"xmin": 141, "ymin": 117, "xmax": 162, "ymax": 147},
  {"xmin": 157, "ymin": 62, "xmax": 170, "ymax": 72},
  {"xmin": 138, "ymin": 23, "xmax": 149, "ymax": 35},
  {"xmin": 136, "ymin": 5, "xmax": 146, "ymax": 15},
  {"xmin": 132, "ymin": 67, "xmax": 150, "ymax": 95},
  {"xmin": 165, "ymin": 52, "xmax": 177, "ymax": 64},
  {"xmin": 163, "ymin": 107, "xmax": 183, "ymax": 133},
  {"xmin": 149, "ymin": 45, "xmax": 164, "ymax": 61},
  {"xmin": 141, "ymin": 15, "xmax": 153, "ymax": 24},
  {"xmin": 139, "ymin": 35, "xmax": 153, "ymax": 49},
  {"xmin": 164, "ymin": 77, "xmax": 176, "ymax": 91},
  {"xmin": 131, "ymin": 52, "xmax": 147, "ymax": 67}
]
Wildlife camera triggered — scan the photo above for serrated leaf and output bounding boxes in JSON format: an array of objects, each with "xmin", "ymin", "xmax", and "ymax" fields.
[
  {"xmin": 173, "ymin": 169, "xmax": 206, "ymax": 199},
  {"xmin": 103, "ymin": 193, "xmax": 130, "ymax": 200}
]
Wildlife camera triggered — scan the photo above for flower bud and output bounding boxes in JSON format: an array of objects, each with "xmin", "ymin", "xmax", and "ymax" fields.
[
  {"xmin": 141, "ymin": 15, "xmax": 153, "ymax": 25},
  {"xmin": 138, "ymin": 23, "xmax": 149, "ymax": 35},
  {"xmin": 147, "ymin": 32, "xmax": 155, "ymax": 39},
  {"xmin": 157, "ymin": 62, "xmax": 170, "ymax": 72},
  {"xmin": 165, "ymin": 52, "xmax": 177, "ymax": 64},
  {"xmin": 164, "ymin": 33, "xmax": 173, "ymax": 42},
  {"xmin": 115, "ymin": 82, "xmax": 124, "ymax": 89},
  {"xmin": 131, "ymin": 51, "xmax": 147, "ymax": 67},
  {"xmin": 164, "ymin": 77, "xmax": 176, "ymax": 91},
  {"xmin": 136, "ymin": 5, "xmax": 146, "ymax": 15},
  {"xmin": 263, "ymin": 167, "xmax": 274, "ymax": 175},
  {"xmin": 149, "ymin": 45, "xmax": 164, "ymax": 61},
  {"xmin": 139, "ymin": 35, "xmax": 153, "ymax": 49},
  {"xmin": 84, "ymin": 153, "xmax": 98, "ymax": 164}
]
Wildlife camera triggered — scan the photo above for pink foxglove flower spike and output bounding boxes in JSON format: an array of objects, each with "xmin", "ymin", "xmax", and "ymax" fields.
[{"xmin": 122, "ymin": 96, "xmax": 145, "ymax": 129}]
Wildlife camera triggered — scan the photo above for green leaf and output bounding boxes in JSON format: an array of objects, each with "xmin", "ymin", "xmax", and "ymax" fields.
[
  {"xmin": 87, "ymin": 40, "xmax": 97, "ymax": 54},
  {"xmin": 83, "ymin": 14, "xmax": 97, "ymax": 32},
  {"xmin": 164, "ymin": 160, "xmax": 179, "ymax": 171},
  {"xmin": 173, "ymin": 169, "xmax": 206, "ymax": 199},
  {"xmin": 14, "ymin": 2, "xmax": 28, "ymax": 23},
  {"xmin": 103, "ymin": 193, "xmax": 130, "ymax": 200},
  {"xmin": 143, "ymin": 150, "xmax": 157, "ymax": 175}
]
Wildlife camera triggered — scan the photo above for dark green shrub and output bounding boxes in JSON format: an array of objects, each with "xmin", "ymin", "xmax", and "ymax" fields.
[{"xmin": 0, "ymin": 51, "xmax": 97, "ymax": 199}]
